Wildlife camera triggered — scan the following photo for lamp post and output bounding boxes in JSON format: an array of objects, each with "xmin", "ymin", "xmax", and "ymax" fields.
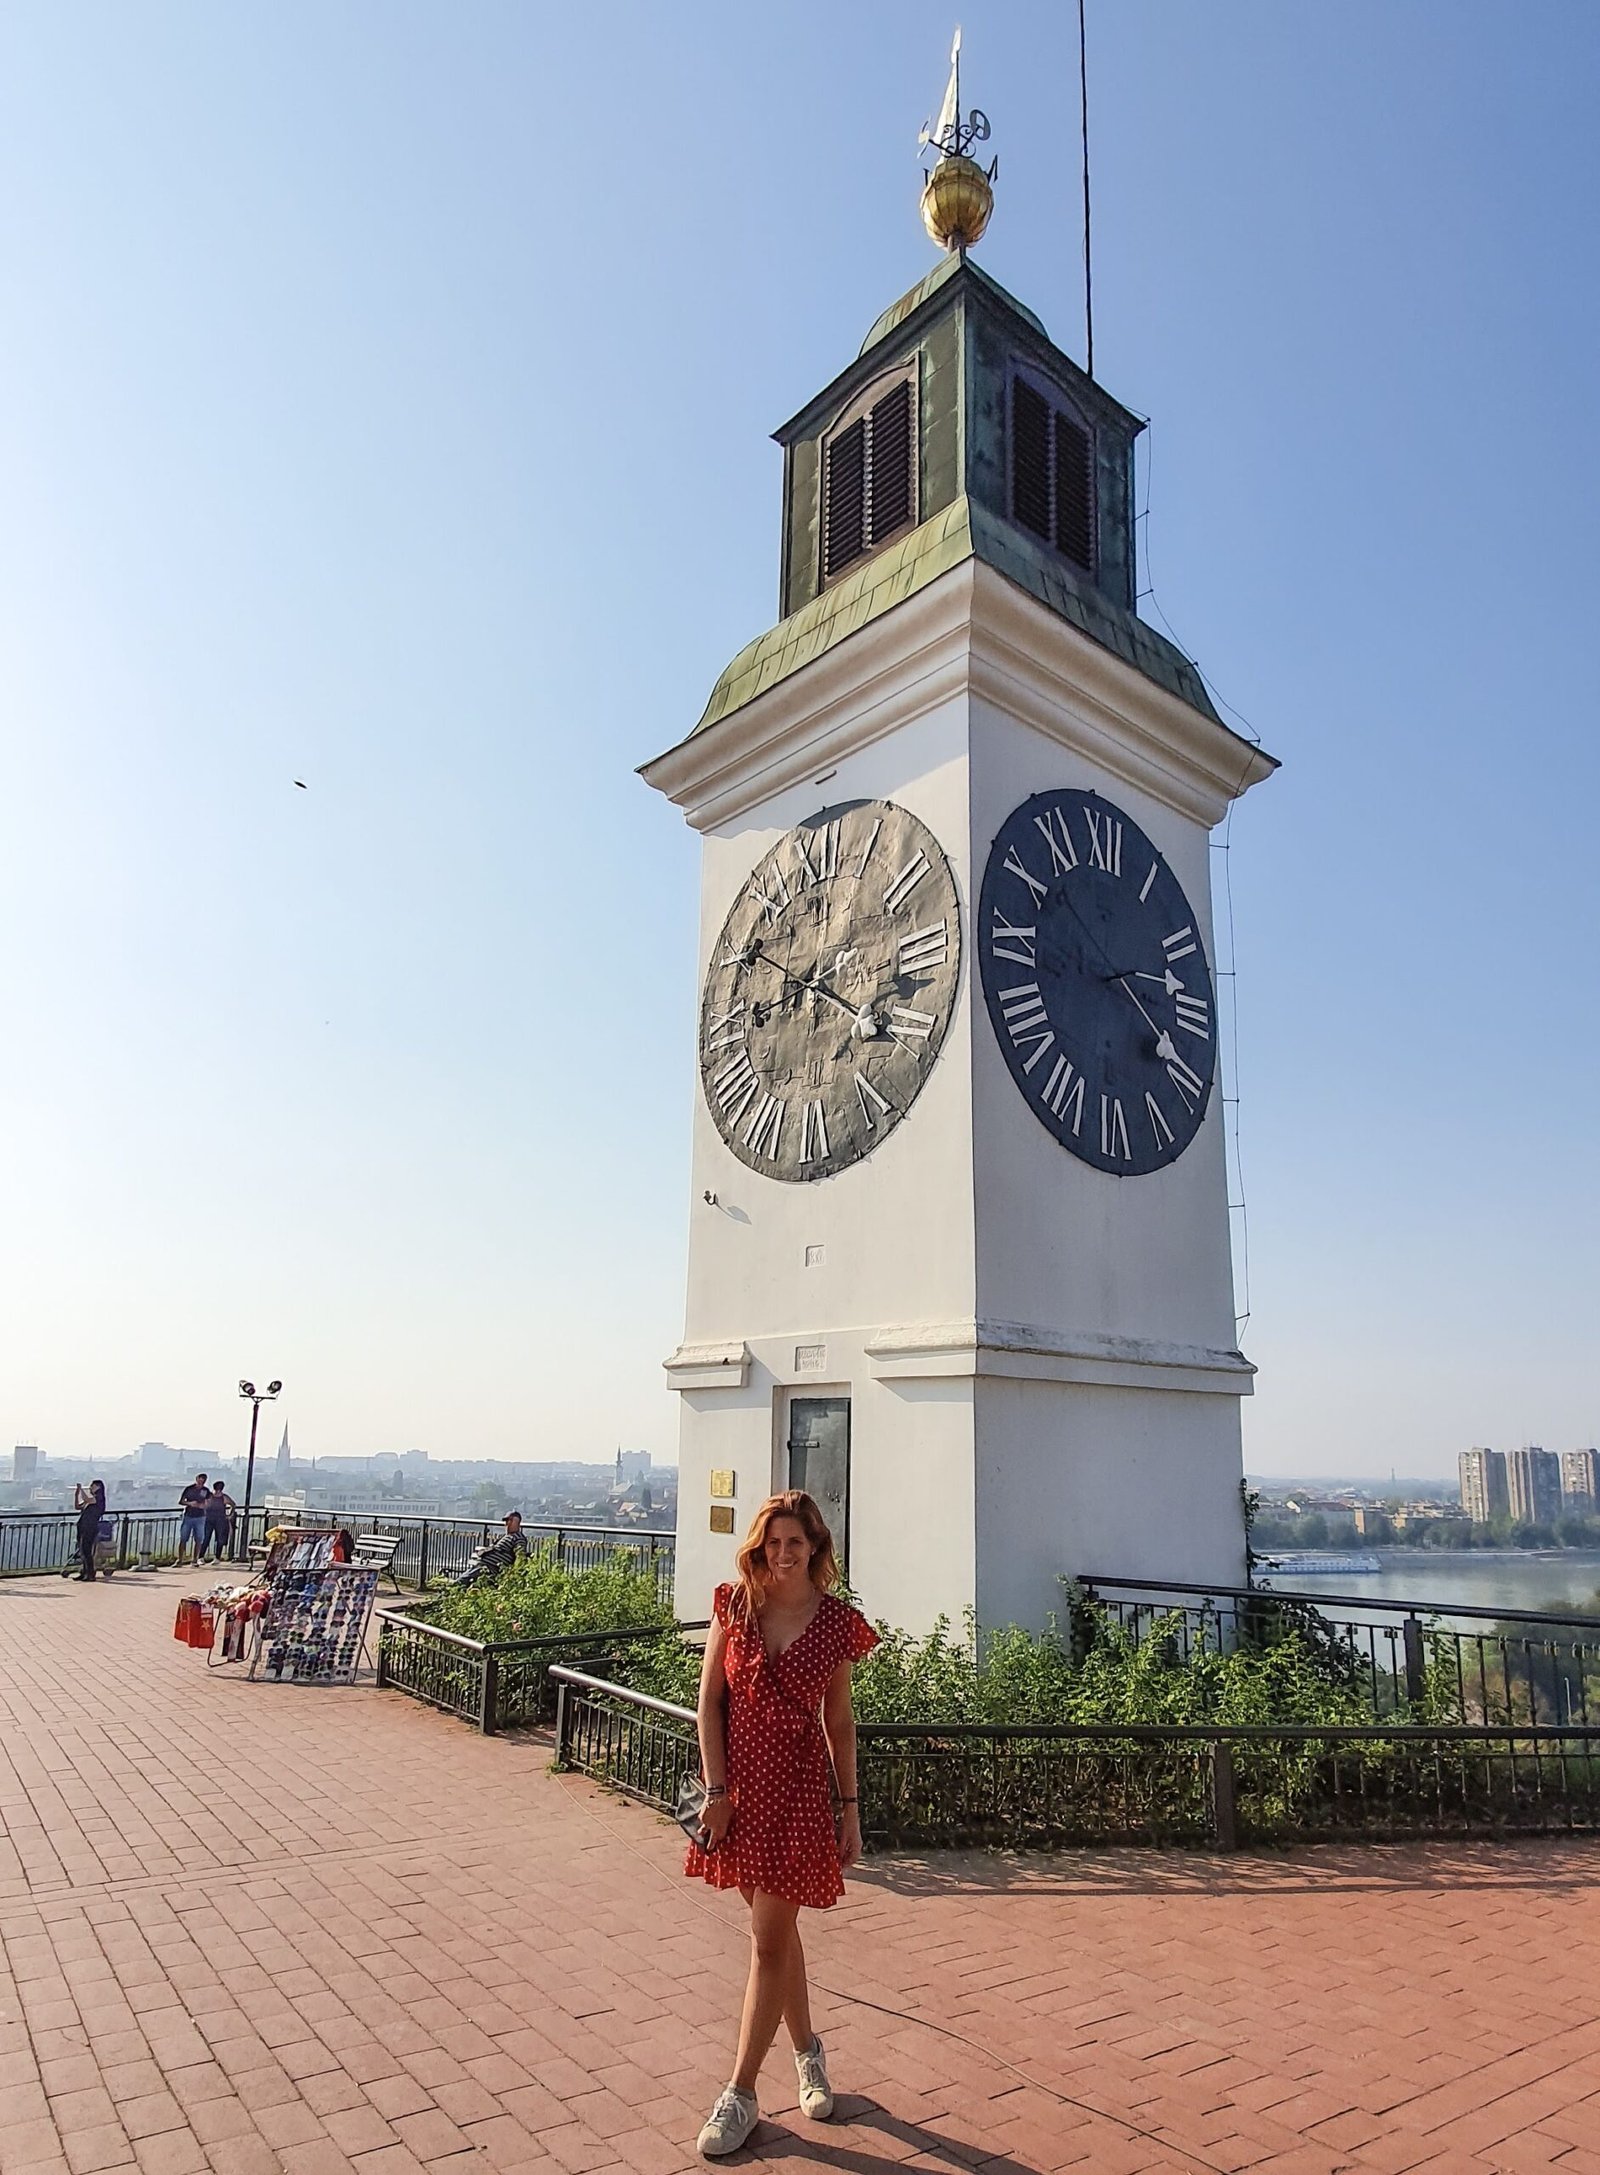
[{"xmin": 236, "ymin": 1379, "xmax": 282, "ymax": 1560}]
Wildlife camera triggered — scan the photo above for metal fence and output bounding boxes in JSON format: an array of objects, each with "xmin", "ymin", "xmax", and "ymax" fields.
[
  {"xmin": 548, "ymin": 1662, "xmax": 1600, "ymax": 1849},
  {"xmin": 1078, "ymin": 1573, "xmax": 1600, "ymax": 1727},
  {"xmin": 0, "ymin": 1506, "xmax": 674, "ymax": 1599},
  {"xmin": 376, "ymin": 1607, "xmax": 706, "ymax": 1733},
  {"xmin": 0, "ymin": 1506, "xmax": 273, "ymax": 1577},
  {"xmin": 283, "ymin": 1513, "xmax": 675, "ymax": 1602}
]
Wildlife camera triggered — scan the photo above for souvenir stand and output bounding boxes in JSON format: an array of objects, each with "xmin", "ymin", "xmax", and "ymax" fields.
[{"xmin": 176, "ymin": 1527, "xmax": 379, "ymax": 1682}]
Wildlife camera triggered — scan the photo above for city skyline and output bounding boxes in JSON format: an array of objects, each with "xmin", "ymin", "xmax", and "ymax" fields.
[{"xmin": 2, "ymin": 5, "xmax": 1597, "ymax": 1477}]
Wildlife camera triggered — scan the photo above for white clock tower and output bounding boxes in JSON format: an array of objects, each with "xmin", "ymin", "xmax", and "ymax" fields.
[{"xmin": 642, "ymin": 126, "xmax": 1276, "ymax": 1637}]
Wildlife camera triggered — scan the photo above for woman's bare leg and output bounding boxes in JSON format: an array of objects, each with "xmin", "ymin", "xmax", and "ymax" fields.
[
  {"xmin": 731, "ymin": 1890, "xmax": 806, "ymax": 2092},
  {"xmin": 782, "ymin": 1917, "xmax": 814, "ymax": 2052}
]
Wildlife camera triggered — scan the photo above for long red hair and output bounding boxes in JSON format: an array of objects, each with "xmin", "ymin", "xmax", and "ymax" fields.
[{"xmin": 732, "ymin": 1490, "xmax": 839, "ymax": 1619}]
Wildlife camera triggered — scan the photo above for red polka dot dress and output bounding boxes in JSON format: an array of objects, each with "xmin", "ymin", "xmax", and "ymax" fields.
[{"xmin": 686, "ymin": 1583, "xmax": 878, "ymax": 1910}]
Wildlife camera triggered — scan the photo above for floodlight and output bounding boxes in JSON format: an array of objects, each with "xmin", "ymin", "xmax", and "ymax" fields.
[
  {"xmin": 266, "ymin": 1380, "xmax": 282, "ymax": 1395},
  {"xmin": 239, "ymin": 1380, "xmax": 255, "ymax": 1397}
]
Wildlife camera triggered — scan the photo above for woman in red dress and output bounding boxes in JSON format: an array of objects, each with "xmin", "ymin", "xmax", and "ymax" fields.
[{"xmin": 686, "ymin": 1490, "xmax": 877, "ymax": 2158}]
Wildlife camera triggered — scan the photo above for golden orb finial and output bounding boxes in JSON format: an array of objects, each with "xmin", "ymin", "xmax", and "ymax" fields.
[{"xmin": 918, "ymin": 27, "xmax": 997, "ymax": 253}]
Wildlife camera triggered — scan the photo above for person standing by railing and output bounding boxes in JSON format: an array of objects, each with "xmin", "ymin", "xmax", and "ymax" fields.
[
  {"xmin": 176, "ymin": 1474, "xmax": 209, "ymax": 1567},
  {"xmin": 686, "ymin": 1490, "xmax": 878, "ymax": 2159},
  {"xmin": 200, "ymin": 1480, "xmax": 236, "ymax": 1563},
  {"xmin": 71, "ymin": 1480, "xmax": 106, "ymax": 1582}
]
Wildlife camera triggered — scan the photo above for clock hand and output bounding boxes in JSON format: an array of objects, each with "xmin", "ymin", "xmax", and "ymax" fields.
[
  {"xmin": 1113, "ymin": 976, "xmax": 1163, "ymax": 1037},
  {"xmin": 741, "ymin": 943, "xmax": 874, "ymax": 1028},
  {"xmin": 1101, "ymin": 966, "xmax": 1186, "ymax": 995}
]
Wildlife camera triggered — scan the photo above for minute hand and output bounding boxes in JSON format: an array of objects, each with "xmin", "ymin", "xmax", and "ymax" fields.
[
  {"xmin": 748, "ymin": 948, "xmax": 871, "ymax": 1026},
  {"xmin": 1112, "ymin": 976, "xmax": 1163, "ymax": 1037}
]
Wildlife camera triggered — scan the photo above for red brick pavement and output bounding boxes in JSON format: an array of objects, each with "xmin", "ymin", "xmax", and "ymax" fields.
[{"xmin": 0, "ymin": 1573, "xmax": 1597, "ymax": 2175}]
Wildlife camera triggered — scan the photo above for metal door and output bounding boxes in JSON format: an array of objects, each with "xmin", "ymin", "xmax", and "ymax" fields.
[{"xmin": 786, "ymin": 1397, "xmax": 851, "ymax": 1568}]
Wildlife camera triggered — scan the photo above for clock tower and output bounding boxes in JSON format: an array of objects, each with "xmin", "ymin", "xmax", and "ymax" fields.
[{"xmin": 641, "ymin": 98, "xmax": 1277, "ymax": 1636}]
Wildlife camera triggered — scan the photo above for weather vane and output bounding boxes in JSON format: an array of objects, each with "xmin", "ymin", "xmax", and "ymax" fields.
[{"xmin": 918, "ymin": 28, "xmax": 997, "ymax": 253}]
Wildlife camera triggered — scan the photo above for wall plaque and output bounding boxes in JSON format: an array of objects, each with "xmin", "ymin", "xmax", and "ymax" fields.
[
  {"xmin": 709, "ymin": 1469, "xmax": 735, "ymax": 1499},
  {"xmin": 709, "ymin": 1505, "xmax": 736, "ymax": 1534}
]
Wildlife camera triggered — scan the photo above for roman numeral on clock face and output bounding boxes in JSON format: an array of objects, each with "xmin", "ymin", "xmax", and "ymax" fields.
[
  {"xmin": 1002, "ymin": 845, "xmax": 1049, "ymax": 908},
  {"xmin": 1145, "ymin": 1091, "xmax": 1175, "ymax": 1150},
  {"xmin": 989, "ymin": 912, "xmax": 1036, "ymax": 967},
  {"xmin": 1100, "ymin": 1094, "xmax": 1131, "ymax": 1160},
  {"xmin": 888, "ymin": 1006, "xmax": 936, "ymax": 1049},
  {"xmin": 1032, "ymin": 805, "xmax": 1078, "ymax": 875},
  {"xmin": 1164, "ymin": 1047, "xmax": 1206, "ymax": 1110},
  {"xmin": 855, "ymin": 1073, "xmax": 892, "ymax": 1128},
  {"xmin": 748, "ymin": 861, "xmax": 791, "ymax": 924},
  {"xmin": 743, "ymin": 1092, "xmax": 784, "ymax": 1159},
  {"xmin": 711, "ymin": 1051, "xmax": 760, "ymax": 1122},
  {"xmin": 791, "ymin": 821, "xmax": 840, "ymax": 887},
  {"xmin": 798, "ymin": 1100, "xmax": 830, "ymax": 1164},
  {"xmin": 898, "ymin": 921, "xmax": 948, "ymax": 976},
  {"xmin": 999, "ymin": 982, "xmax": 1055, "ymax": 1074},
  {"xmin": 705, "ymin": 1004, "xmax": 745, "ymax": 1054},
  {"xmin": 1041, "ymin": 1054, "xmax": 1085, "ymax": 1133},
  {"xmin": 1174, "ymin": 992, "xmax": 1210, "ymax": 1038},
  {"xmin": 882, "ymin": 850, "xmax": 931, "ymax": 915},
  {"xmin": 1162, "ymin": 925, "xmax": 1198, "ymax": 964},
  {"xmin": 1085, "ymin": 808, "xmax": 1123, "ymax": 876}
]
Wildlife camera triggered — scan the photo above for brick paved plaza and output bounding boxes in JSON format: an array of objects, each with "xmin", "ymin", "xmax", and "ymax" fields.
[{"xmin": 1, "ymin": 1574, "xmax": 1598, "ymax": 2175}]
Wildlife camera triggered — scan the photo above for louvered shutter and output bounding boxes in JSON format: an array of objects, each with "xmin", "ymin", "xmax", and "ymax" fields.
[
  {"xmin": 866, "ymin": 379, "xmax": 913, "ymax": 545},
  {"xmin": 823, "ymin": 417, "xmax": 867, "ymax": 580},
  {"xmin": 1011, "ymin": 375, "xmax": 1096, "ymax": 575},
  {"xmin": 1054, "ymin": 412, "xmax": 1094, "ymax": 571},
  {"xmin": 1011, "ymin": 378, "xmax": 1053, "ymax": 543}
]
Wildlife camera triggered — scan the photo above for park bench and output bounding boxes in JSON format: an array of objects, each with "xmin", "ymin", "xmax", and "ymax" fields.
[{"xmin": 352, "ymin": 1531, "xmax": 403, "ymax": 1591}]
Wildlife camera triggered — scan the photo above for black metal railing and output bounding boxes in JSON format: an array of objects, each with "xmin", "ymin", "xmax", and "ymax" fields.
[
  {"xmin": 1078, "ymin": 1573, "xmax": 1600, "ymax": 1727},
  {"xmin": 0, "ymin": 1506, "xmax": 675, "ymax": 1599},
  {"xmin": 0, "ymin": 1506, "xmax": 273, "ymax": 1578},
  {"xmin": 278, "ymin": 1512, "xmax": 675, "ymax": 1601},
  {"xmin": 376, "ymin": 1608, "xmax": 706, "ymax": 1733},
  {"xmin": 548, "ymin": 1663, "xmax": 1600, "ymax": 1849}
]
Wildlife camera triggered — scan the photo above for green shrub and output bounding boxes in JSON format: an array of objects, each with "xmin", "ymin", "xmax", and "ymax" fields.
[
  {"xmin": 607, "ymin": 1583, "xmax": 1379, "ymax": 1730},
  {"xmin": 426, "ymin": 1541, "xmax": 672, "ymax": 1646}
]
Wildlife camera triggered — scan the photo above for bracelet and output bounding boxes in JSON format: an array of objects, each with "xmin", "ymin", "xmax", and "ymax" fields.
[
  {"xmin": 705, "ymin": 1784, "xmax": 728, "ymax": 1799},
  {"xmin": 839, "ymin": 1796, "xmax": 858, "ymax": 1805}
]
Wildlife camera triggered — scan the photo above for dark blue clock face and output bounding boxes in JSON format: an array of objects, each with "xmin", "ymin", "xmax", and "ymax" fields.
[{"xmin": 978, "ymin": 790, "xmax": 1215, "ymax": 1174}]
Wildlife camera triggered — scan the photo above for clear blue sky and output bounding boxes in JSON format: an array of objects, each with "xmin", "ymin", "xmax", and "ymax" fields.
[{"xmin": 2, "ymin": 3, "xmax": 1595, "ymax": 1478}]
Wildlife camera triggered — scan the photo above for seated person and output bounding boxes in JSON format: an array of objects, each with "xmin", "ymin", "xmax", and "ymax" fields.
[{"xmin": 451, "ymin": 1511, "xmax": 533, "ymax": 1588}]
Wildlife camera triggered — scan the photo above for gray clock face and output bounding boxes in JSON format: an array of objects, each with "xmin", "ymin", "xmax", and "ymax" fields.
[{"xmin": 699, "ymin": 799, "xmax": 961, "ymax": 1182}]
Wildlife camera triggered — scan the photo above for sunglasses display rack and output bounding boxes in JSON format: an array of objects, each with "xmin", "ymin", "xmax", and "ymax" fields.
[{"xmin": 248, "ymin": 1562, "xmax": 379, "ymax": 1684}]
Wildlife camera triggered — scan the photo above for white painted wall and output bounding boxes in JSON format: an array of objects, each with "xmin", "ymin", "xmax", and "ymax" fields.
[
  {"xmin": 652, "ymin": 558, "xmax": 1272, "ymax": 1638},
  {"xmin": 974, "ymin": 1378, "xmax": 1249, "ymax": 1630}
]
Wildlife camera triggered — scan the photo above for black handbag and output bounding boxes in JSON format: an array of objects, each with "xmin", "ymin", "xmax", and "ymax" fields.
[{"xmin": 674, "ymin": 1772, "xmax": 715, "ymax": 1846}]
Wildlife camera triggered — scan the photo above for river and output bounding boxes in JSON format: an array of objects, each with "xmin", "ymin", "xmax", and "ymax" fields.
[{"xmin": 1272, "ymin": 1549, "xmax": 1600, "ymax": 1624}]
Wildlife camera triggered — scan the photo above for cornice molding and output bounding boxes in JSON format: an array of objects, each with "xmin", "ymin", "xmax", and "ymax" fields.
[
  {"xmin": 967, "ymin": 564, "xmax": 1276, "ymax": 827},
  {"xmin": 640, "ymin": 559, "xmax": 1276, "ymax": 835},
  {"xmin": 865, "ymin": 1318, "xmax": 1256, "ymax": 1396},
  {"xmin": 639, "ymin": 566, "xmax": 979, "ymax": 832},
  {"xmin": 663, "ymin": 1340, "xmax": 751, "ymax": 1391}
]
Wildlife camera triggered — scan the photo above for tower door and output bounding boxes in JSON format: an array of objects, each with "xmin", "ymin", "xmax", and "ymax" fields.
[{"xmin": 786, "ymin": 1396, "xmax": 851, "ymax": 1568}]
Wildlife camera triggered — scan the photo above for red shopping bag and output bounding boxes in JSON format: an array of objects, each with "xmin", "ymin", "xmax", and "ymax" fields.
[{"xmin": 174, "ymin": 1599, "xmax": 199, "ymax": 1643}]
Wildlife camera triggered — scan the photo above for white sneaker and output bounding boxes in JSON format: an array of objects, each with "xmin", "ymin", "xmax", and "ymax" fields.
[
  {"xmin": 795, "ymin": 2036, "xmax": 834, "ymax": 2121},
  {"xmin": 697, "ymin": 2085, "xmax": 759, "ymax": 2158}
]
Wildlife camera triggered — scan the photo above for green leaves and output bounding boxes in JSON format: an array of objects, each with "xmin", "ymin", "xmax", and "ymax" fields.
[{"xmin": 426, "ymin": 1541, "xmax": 672, "ymax": 1645}]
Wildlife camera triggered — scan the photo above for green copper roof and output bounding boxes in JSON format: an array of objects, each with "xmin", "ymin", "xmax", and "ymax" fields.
[
  {"xmin": 859, "ymin": 254, "xmax": 1048, "ymax": 358},
  {"xmin": 693, "ymin": 495, "xmax": 1219, "ymax": 736}
]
